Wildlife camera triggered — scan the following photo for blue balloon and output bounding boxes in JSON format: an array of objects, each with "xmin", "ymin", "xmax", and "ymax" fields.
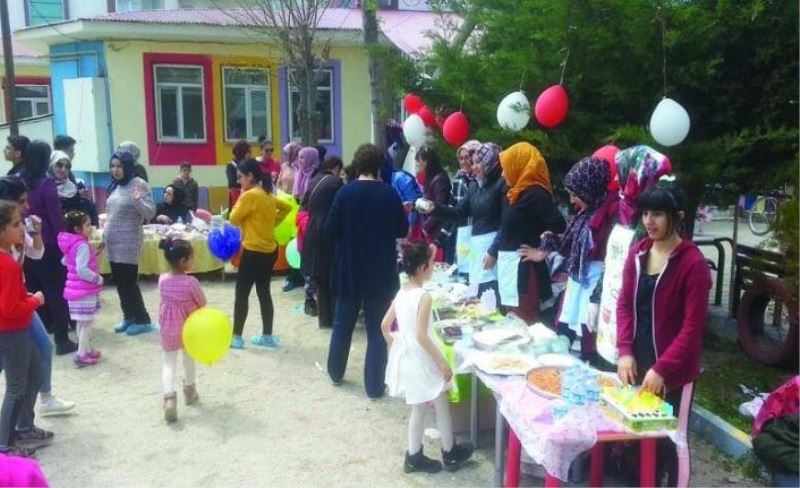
[{"xmin": 208, "ymin": 224, "xmax": 241, "ymax": 261}]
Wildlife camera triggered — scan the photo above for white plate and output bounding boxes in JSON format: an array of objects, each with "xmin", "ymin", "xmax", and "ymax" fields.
[
  {"xmin": 476, "ymin": 353, "xmax": 538, "ymax": 376},
  {"xmin": 472, "ymin": 326, "xmax": 530, "ymax": 350},
  {"xmin": 536, "ymin": 354, "xmax": 579, "ymax": 368}
]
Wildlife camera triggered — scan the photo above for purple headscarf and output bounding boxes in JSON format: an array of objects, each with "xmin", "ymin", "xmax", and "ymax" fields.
[
  {"xmin": 292, "ymin": 146, "xmax": 320, "ymax": 198},
  {"xmin": 471, "ymin": 142, "xmax": 502, "ymax": 185}
]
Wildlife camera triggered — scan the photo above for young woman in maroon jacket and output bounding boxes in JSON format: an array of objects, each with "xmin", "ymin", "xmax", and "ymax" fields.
[{"xmin": 615, "ymin": 183, "xmax": 711, "ymax": 485}]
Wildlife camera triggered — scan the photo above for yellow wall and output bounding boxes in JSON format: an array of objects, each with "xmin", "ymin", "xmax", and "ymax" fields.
[
  {"xmin": 0, "ymin": 63, "xmax": 51, "ymax": 124},
  {"xmin": 103, "ymin": 39, "xmax": 373, "ymax": 188}
]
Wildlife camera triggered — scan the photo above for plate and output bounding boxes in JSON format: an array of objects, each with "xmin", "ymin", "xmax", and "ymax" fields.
[
  {"xmin": 526, "ymin": 366, "xmax": 567, "ymax": 398},
  {"xmin": 476, "ymin": 354, "xmax": 538, "ymax": 376},
  {"xmin": 472, "ymin": 326, "xmax": 530, "ymax": 350},
  {"xmin": 536, "ymin": 354, "xmax": 579, "ymax": 368}
]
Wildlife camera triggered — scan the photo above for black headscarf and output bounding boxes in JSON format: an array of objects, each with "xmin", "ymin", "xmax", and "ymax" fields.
[{"xmin": 108, "ymin": 151, "xmax": 137, "ymax": 193}]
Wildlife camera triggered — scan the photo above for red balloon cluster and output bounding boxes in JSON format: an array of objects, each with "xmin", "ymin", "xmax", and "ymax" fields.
[
  {"xmin": 403, "ymin": 93, "xmax": 471, "ymax": 146},
  {"xmin": 534, "ymin": 84, "xmax": 569, "ymax": 129}
]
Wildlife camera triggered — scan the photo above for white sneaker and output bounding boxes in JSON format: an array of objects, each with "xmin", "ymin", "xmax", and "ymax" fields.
[{"xmin": 39, "ymin": 397, "xmax": 76, "ymax": 416}]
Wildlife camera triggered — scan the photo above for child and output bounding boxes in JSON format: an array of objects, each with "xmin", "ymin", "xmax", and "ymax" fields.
[
  {"xmin": 157, "ymin": 238, "xmax": 206, "ymax": 423},
  {"xmin": 381, "ymin": 241, "xmax": 473, "ymax": 473},
  {"xmin": 0, "ymin": 201, "xmax": 47, "ymax": 457},
  {"xmin": 58, "ymin": 211, "xmax": 104, "ymax": 367}
]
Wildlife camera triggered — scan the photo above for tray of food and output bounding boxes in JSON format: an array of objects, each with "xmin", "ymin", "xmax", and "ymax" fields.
[
  {"xmin": 476, "ymin": 353, "xmax": 538, "ymax": 376},
  {"xmin": 472, "ymin": 326, "xmax": 529, "ymax": 350},
  {"xmin": 526, "ymin": 367, "xmax": 623, "ymax": 399},
  {"xmin": 600, "ymin": 387, "xmax": 677, "ymax": 433}
]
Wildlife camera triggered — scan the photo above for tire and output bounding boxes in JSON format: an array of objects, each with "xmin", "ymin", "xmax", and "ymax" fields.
[
  {"xmin": 748, "ymin": 196, "xmax": 778, "ymax": 236},
  {"xmin": 737, "ymin": 277, "xmax": 799, "ymax": 366}
]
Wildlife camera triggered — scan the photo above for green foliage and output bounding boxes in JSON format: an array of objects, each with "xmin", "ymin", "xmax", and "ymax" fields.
[
  {"xmin": 765, "ymin": 162, "xmax": 799, "ymax": 291},
  {"xmin": 414, "ymin": 0, "xmax": 798, "ymax": 203}
]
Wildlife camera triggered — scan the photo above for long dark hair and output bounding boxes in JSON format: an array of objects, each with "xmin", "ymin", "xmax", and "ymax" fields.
[
  {"xmin": 637, "ymin": 182, "xmax": 687, "ymax": 238},
  {"xmin": 19, "ymin": 140, "xmax": 51, "ymax": 187},
  {"xmin": 108, "ymin": 151, "xmax": 137, "ymax": 192},
  {"xmin": 416, "ymin": 146, "xmax": 445, "ymax": 194}
]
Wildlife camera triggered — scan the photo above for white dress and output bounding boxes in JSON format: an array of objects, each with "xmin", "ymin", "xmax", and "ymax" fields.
[{"xmin": 385, "ymin": 287, "xmax": 447, "ymax": 405}]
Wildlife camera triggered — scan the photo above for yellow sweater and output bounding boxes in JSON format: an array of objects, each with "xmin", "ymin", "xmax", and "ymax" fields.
[{"xmin": 229, "ymin": 187, "xmax": 292, "ymax": 254}]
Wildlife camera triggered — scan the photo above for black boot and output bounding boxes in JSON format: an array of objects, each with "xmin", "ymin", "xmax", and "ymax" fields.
[
  {"xmin": 404, "ymin": 448, "xmax": 442, "ymax": 474},
  {"xmin": 442, "ymin": 442, "xmax": 473, "ymax": 472},
  {"xmin": 304, "ymin": 299, "xmax": 318, "ymax": 317}
]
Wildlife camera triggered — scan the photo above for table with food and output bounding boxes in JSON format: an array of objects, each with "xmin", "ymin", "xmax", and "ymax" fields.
[{"xmin": 92, "ymin": 222, "xmax": 224, "ymax": 276}]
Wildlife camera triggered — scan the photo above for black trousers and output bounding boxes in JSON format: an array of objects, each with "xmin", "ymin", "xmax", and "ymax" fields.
[
  {"xmin": 110, "ymin": 262, "xmax": 151, "ymax": 325},
  {"xmin": 23, "ymin": 244, "xmax": 70, "ymax": 345},
  {"xmin": 0, "ymin": 330, "xmax": 43, "ymax": 449},
  {"xmin": 315, "ymin": 271, "xmax": 334, "ymax": 329},
  {"xmin": 234, "ymin": 249, "xmax": 278, "ymax": 336}
]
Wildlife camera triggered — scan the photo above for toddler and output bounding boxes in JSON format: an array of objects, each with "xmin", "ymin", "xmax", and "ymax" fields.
[
  {"xmin": 382, "ymin": 241, "xmax": 473, "ymax": 474},
  {"xmin": 58, "ymin": 211, "xmax": 103, "ymax": 367},
  {"xmin": 158, "ymin": 238, "xmax": 206, "ymax": 423}
]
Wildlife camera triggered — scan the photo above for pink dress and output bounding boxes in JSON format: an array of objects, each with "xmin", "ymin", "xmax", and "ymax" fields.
[{"xmin": 158, "ymin": 273, "xmax": 206, "ymax": 351}]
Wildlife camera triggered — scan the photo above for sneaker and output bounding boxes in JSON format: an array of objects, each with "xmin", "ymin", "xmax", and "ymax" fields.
[
  {"xmin": 1, "ymin": 445, "xmax": 36, "ymax": 458},
  {"xmin": 304, "ymin": 299, "xmax": 318, "ymax": 317},
  {"xmin": 15, "ymin": 426, "xmax": 54, "ymax": 449},
  {"xmin": 126, "ymin": 323, "xmax": 156, "ymax": 336},
  {"xmin": 404, "ymin": 448, "xmax": 442, "ymax": 474},
  {"xmin": 251, "ymin": 335, "xmax": 279, "ymax": 348},
  {"xmin": 87, "ymin": 349, "xmax": 102, "ymax": 360},
  {"xmin": 230, "ymin": 335, "xmax": 245, "ymax": 349},
  {"xmin": 39, "ymin": 397, "xmax": 76, "ymax": 417},
  {"xmin": 282, "ymin": 280, "xmax": 300, "ymax": 292},
  {"xmin": 442, "ymin": 442, "xmax": 473, "ymax": 472},
  {"xmin": 183, "ymin": 383, "xmax": 199, "ymax": 406},
  {"xmin": 114, "ymin": 321, "xmax": 131, "ymax": 333},
  {"xmin": 55, "ymin": 340, "xmax": 78, "ymax": 356},
  {"xmin": 163, "ymin": 393, "xmax": 177, "ymax": 423},
  {"xmin": 74, "ymin": 354, "xmax": 98, "ymax": 368}
]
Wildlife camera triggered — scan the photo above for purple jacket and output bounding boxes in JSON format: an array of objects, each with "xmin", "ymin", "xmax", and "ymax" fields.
[
  {"xmin": 57, "ymin": 232, "xmax": 102, "ymax": 301},
  {"xmin": 27, "ymin": 177, "xmax": 64, "ymax": 246}
]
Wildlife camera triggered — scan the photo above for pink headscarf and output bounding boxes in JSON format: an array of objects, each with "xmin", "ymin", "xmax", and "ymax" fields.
[
  {"xmin": 282, "ymin": 142, "xmax": 301, "ymax": 166},
  {"xmin": 292, "ymin": 146, "xmax": 320, "ymax": 198}
]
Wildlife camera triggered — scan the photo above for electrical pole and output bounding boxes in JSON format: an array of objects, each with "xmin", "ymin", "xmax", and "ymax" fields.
[{"xmin": 0, "ymin": 0, "xmax": 17, "ymax": 136}]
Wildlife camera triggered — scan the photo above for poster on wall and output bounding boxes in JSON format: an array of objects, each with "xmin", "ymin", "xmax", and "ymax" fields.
[{"xmin": 596, "ymin": 225, "xmax": 637, "ymax": 365}]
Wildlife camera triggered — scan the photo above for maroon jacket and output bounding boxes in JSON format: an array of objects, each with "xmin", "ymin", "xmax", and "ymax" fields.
[{"xmin": 616, "ymin": 238, "xmax": 711, "ymax": 390}]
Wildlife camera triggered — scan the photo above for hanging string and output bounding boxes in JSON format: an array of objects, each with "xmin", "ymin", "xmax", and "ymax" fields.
[
  {"xmin": 558, "ymin": 48, "xmax": 570, "ymax": 85},
  {"xmin": 659, "ymin": 7, "xmax": 668, "ymax": 97},
  {"xmin": 459, "ymin": 90, "xmax": 465, "ymax": 112},
  {"xmin": 519, "ymin": 69, "xmax": 526, "ymax": 92}
]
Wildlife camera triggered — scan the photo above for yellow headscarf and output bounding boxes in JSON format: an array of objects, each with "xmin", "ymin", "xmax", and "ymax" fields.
[{"xmin": 499, "ymin": 142, "xmax": 553, "ymax": 205}]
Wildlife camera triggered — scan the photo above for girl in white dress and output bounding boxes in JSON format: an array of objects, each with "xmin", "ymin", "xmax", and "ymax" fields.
[{"xmin": 382, "ymin": 241, "xmax": 473, "ymax": 474}]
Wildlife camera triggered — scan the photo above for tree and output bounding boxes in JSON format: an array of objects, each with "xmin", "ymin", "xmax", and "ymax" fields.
[
  {"xmin": 214, "ymin": 0, "xmax": 334, "ymax": 146},
  {"xmin": 362, "ymin": 0, "xmax": 394, "ymax": 146}
]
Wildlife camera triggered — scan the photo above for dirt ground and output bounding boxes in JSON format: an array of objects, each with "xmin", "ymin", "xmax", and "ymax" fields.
[{"xmin": 21, "ymin": 277, "xmax": 765, "ymax": 487}]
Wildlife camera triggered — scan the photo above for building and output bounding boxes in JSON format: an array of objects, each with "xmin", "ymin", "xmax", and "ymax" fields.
[{"xmin": 8, "ymin": 2, "xmax": 447, "ymax": 209}]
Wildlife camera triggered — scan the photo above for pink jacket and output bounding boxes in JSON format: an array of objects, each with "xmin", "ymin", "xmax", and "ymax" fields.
[
  {"xmin": 753, "ymin": 376, "xmax": 800, "ymax": 437},
  {"xmin": 616, "ymin": 238, "xmax": 712, "ymax": 390},
  {"xmin": 57, "ymin": 232, "xmax": 102, "ymax": 301}
]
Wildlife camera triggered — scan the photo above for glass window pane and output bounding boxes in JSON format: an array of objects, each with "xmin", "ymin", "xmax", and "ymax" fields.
[
  {"xmin": 155, "ymin": 66, "xmax": 202, "ymax": 85},
  {"xmin": 315, "ymin": 70, "xmax": 332, "ymax": 88},
  {"xmin": 315, "ymin": 88, "xmax": 333, "ymax": 141},
  {"xmin": 35, "ymin": 102, "xmax": 50, "ymax": 115},
  {"xmin": 225, "ymin": 87, "xmax": 247, "ymax": 140},
  {"xmin": 250, "ymin": 89, "xmax": 268, "ymax": 139},
  {"xmin": 224, "ymin": 68, "xmax": 267, "ymax": 86},
  {"xmin": 27, "ymin": 0, "xmax": 64, "ymax": 26},
  {"xmin": 182, "ymin": 87, "xmax": 205, "ymax": 140},
  {"xmin": 159, "ymin": 87, "xmax": 178, "ymax": 138},
  {"xmin": 15, "ymin": 101, "xmax": 33, "ymax": 119},
  {"xmin": 16, "ymin": 85, "xmax": 48, "ymax": 98}
]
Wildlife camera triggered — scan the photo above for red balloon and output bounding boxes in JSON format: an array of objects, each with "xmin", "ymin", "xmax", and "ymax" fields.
[
  {"xmin": 592, "ymin": 144, "xmax": 621, "ymax": 191},
  {"xmin": 534, "ymin": 84, "xmax": 569, "ymax": 128},
  {"xmin": 417, "ymin": 105, "xmax": 436, "ymax": 127},
  {"xmin": 403, "ymin": 94, "xmax": 423, "ymax": 114},
  {"xmin": 442, "ymin": 112, "xmax": 469, "ymax": 146}
]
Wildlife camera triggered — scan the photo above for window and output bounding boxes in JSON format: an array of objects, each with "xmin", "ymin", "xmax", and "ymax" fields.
[
  {"xmin": 26, "ymin": 0, "xmax": 65, "ymax": 26},
  {"xmin": 288, "ymin": 68, "xmax": 334, "ymax": 143},
  {"xmin": 154, "ymin": 65, "xmax": 206, "ymax": 142},
  {"xmin": 222, "ymin": 67, "xmax": 270, "ymax": 142},
  {"xmin": 14, "ymin": 85, "xmax": 51, "ymax": 119},
  {"xmin": 115, "ymin": 0, "xmax": 164, "ymax": 12}
]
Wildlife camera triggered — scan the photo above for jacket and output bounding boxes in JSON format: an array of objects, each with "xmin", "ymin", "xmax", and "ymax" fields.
[
  {"xmin": 616, "ymin": 238, "xmax": 712, "ymax": 390},
  {"xmin": 301, "ymin": 173, "xmax": 342, "ymax": 279},
  {"xmin": 26, "ymin": 177, "xmax": 64, "ymax": 246},
  {"xmin": 0, "ymin": 252, "xmax": 40, "ymax": 331},
  {"xmin": 422, "ymin": 172, "xmax": 451, "ymax": 240},
  {"xmin": 58, "ymin": 232, "xmax": 103, "ymax": 301},
  {"xmin": 432, "ymin": 174, "xmax": 505, "ymax": 240}
]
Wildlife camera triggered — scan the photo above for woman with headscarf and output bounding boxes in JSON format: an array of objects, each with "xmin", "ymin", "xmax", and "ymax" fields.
[
  {"xmin": 48, "ymin": 150, "xmax": 99, "ymax": 226},
  {"xmin": 116, "ymin": 141, "xmax": 148, "ymax": 182},
  {"xmin": 278, "ymin": 142, "xmax": 301, "ymax": 196},
  {"xmin": 293, "ymin": 147, "xmax": 320, "ymax": 200},
  {"xmin": 226, "ymin": 140, "xmax": 251, "ymax": 207},
  {"xmin": 418, "ymin": 142, "xmax": 506, "ymax": 302},
  {"xmin": 521, "ymin": 157, "xmax": 612, "ymax": 357},
  {"xmin": 105, "ymin": 151, "xmax": 156, "ymax": 336},
  {"xmin": 153, "ymin": 185, "xmax": 193, "ymax": 225},
  {"xmin": 495, "ymin": 142, "xmax": 566, "ymax": 324},
  {"xmin": 439, "ymin": 140, "xmax": 479, "ymax": 265}
]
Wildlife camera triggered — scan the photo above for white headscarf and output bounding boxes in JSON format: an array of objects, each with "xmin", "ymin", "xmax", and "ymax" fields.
[{"xmin": 49, "ymin": 150, "xmax": 78, "ymax": 199}]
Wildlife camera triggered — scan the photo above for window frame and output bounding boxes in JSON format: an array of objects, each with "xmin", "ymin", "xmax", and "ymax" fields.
[
  {"xmin": 25, "ymin": 0, "xmax": 66, "ymax": 27},
  {"xmin": 152, "ymin": 63, "xmax": 207, "ymax": 143},
  {"xmin": 221, "ymin": 66, "xmax": 271, "ymax": 143},
  {"xmin": 287, "ymin": 68, "xmax": 335, "ymax": 145},
  {"xmin": 14, "ymin": 84, "xmax": 51, "ymax": 120}
]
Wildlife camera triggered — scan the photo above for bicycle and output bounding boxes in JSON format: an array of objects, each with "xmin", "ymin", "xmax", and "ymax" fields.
[{"xmin": 748, "ymin": 189, "xmax": 790, "ymax": 236}]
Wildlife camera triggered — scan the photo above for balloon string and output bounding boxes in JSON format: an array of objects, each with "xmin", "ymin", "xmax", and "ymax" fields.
[
  {"xmin": 459, "ymin": 90, "xmax": 465, "ymax": 111},
  {"xmin": 519, "ymin": 69, "xmax": 526, "ymax": 91},
  {"xmin": 559, "ymin": 48, "xmax": 570, "ymax": 85},
  {"xmin": 660, "ymin": 11, "xmax": 667, "ymax": 97}
]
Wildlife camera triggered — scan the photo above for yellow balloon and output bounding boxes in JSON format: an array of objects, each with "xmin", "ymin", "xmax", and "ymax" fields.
[
  {"xmin": 182, "ymin": 307, "xmax": 233, "ymax": 366},
  {"xmin": 274, "ymin": 190, "xmax": 299, "ymax": 246}
]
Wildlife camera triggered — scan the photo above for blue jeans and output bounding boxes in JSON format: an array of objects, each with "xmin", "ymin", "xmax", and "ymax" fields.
[
  {"xmin": 0, "ymin": 313, "xmax": 51, "ymax": 394},
  {"xmin": 327, "ymin": 297, "xmax": 392, "ymax": 398}
]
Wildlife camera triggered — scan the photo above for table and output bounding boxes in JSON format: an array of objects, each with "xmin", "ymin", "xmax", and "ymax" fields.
[{"xmin": 94, "ymin": 237, "xmax": 224, "ymax": 275}]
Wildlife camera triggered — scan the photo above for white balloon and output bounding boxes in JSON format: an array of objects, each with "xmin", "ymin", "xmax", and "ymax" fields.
[
  {"xmin": 649, "ymin": 97, "xmax": 691, "ymax": 147},
  {"xmin": 496, "ymin": 91, "xmax": 531, "ymax": 131},
  {"xmin": 403, "ymin": 114, "xmax": 428, "ymax": 148}
]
